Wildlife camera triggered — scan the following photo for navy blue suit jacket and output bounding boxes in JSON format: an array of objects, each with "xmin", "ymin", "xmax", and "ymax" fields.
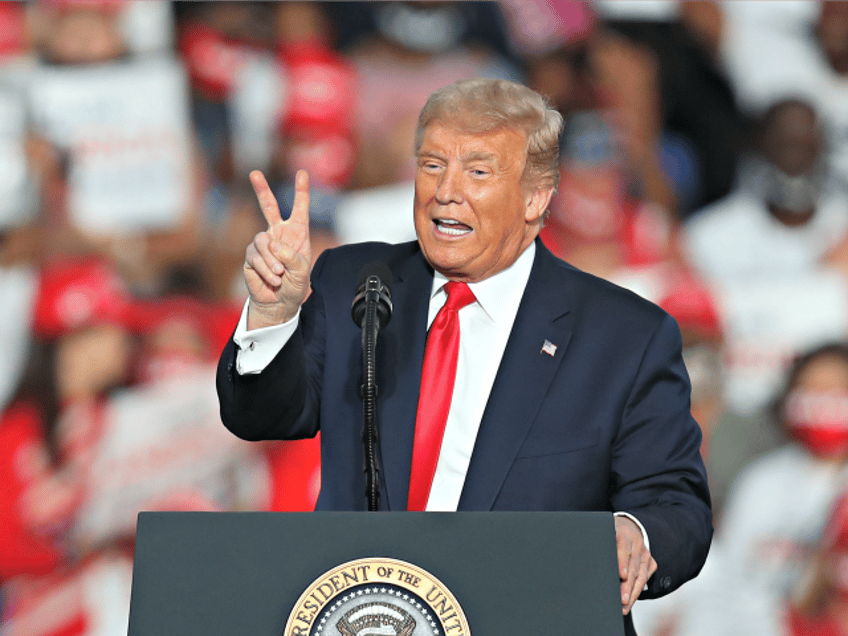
[{"xmin": 217, "ymin": 238, "xmax": 712, "ymax": 606}]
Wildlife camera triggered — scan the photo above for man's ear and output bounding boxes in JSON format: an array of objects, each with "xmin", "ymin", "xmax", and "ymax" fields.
[{"xmin": 525, "ymin": 186, "xmax": 554, "ymax": 224}]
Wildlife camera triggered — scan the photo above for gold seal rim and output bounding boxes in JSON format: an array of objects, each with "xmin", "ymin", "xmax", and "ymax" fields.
[{"xmin": 283, "ymin": 556, "xmax": 470, "ymax": 636}]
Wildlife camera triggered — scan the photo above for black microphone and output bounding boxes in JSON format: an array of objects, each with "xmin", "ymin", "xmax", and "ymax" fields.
[{"xmin": 351, "ymin": 262, "xmax": 393, "ymax": 329}]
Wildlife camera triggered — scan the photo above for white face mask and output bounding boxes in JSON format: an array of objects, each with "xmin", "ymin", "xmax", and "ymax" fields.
[
  {"xmin": 762, "ymin": 162, "xmax": 823, "ymax": 216},
  {"xmin": 376, "ymin": 3, "xmax": 466, "ymax": 54}
]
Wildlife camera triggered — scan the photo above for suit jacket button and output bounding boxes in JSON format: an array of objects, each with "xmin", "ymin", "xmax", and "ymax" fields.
[{"xmin": 660, "ymin": 576, "xmax": 672, "ymax": 590}]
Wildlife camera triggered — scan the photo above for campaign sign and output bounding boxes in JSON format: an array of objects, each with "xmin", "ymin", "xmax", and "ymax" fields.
[{"xmin": 29, "ymin": 58, "xmax": 193, "ymax": 234}]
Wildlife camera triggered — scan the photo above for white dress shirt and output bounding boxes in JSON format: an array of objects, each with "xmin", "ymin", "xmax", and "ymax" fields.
[{"xmin": 421, "ymin": 242, "xmax": 535, "ymax": 509}]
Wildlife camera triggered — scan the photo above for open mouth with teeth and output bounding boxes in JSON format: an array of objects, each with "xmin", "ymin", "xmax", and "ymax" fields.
[{"xmin": 434, "ymin": 218, "xmax": 472, "ymax": 237}]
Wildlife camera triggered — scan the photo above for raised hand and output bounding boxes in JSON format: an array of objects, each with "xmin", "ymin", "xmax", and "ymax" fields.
[{"xmin": 244, "ymin": 169, "xmax": 312, "ymax": 330}]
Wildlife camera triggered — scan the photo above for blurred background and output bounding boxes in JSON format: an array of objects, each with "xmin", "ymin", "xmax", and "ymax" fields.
[{"xmin": 1, "ymin": 1, "xmax": 848, "ymax": 635}]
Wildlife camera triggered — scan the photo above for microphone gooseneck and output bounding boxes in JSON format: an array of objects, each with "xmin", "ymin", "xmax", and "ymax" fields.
[{"xmin": 351, "ymin": 262, "xmax": 393, "ymax": 512}]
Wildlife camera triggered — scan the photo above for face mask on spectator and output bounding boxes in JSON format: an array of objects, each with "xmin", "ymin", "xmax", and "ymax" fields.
[
  {"xmin": 785, "ymin": 389, "xmax": 848, "ymax": 458},
  {"xmin": 375, "ymin": 3, "xmax": 466, "ymax": 54},
  {"xmin": 762, "ymin": 162, "xmax": 823, "ymax": 216}
]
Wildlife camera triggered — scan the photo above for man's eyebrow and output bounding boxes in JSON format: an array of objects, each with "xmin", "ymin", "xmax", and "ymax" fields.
[
  {"xmin": 417, "ymin": 149, "xmax": 446, "ymax": 160},
  {"xmin": 461, "ymin": 151, "xmax": 498, "ymax": 163},
  {"xmin": 416, "ymin": 149, "xmax": 501, "ymax": 166}
]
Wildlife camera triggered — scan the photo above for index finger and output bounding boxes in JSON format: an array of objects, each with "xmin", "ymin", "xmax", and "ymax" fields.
[{"xmin": 249, "ymin": 170, "xmax": 283, "ymax": 230}]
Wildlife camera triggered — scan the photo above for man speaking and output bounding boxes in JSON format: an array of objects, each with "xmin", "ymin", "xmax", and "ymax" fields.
[{"xmin": 216, "ymin": 79, "xmax": 711, "ymax": 632}]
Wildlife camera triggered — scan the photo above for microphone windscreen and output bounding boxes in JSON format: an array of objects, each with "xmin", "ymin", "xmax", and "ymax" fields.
[{"xmin": 356, "ymin": 261, "xmax": 394, "ymax": 296}]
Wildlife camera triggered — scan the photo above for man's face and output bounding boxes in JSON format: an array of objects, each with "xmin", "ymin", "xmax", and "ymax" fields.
[
  {"xmin": 413, "ymin": 121, "xmax": 551, "ymax": 282},
  {"xmin": 763, "ymin": 103, "xmax": 820, "ymax": 176}
]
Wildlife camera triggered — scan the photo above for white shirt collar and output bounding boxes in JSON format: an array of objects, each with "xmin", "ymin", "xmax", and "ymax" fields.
[{"xmin": 430, "ymin": 240, "xmax": 536, "ymax": 325}]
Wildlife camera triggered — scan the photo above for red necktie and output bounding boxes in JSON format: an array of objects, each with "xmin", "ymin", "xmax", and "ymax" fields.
[{"xmin": 407, "ymin": 281, "xmax": 476, "ymax": 511}]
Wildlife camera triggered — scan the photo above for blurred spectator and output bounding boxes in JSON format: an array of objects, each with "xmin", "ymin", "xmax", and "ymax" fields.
[
  {"xmin": 498, "ymin": 0, "xmax": 593, "ymax": 60},
  {"xmin": 1, "ymin": 255, "xmax": 277, "ymax": 635},
  {"xmin": 342, "ymin": 1, "xmax": 523, "ymax": 190},
  {"xmin": 720, "ymin": 1, "xmax": 848, "ymax": 193},
  {"xmin": 0, "ymin": 2, "xmax": 28, "ymax": 58},
  {"xmin": 176, "ymin": 1, "xmax": 271, "ymax": 184},
  {"xmin": 267, "ymin": 2, "xmax": 358, "ymax": 193},
  {"xmin": 0, "ymin": 257, "xmax": 138, "ymax": 636},
  {"xmin": 685, "ymin": 99, "xmax": 848, "ymax": 282},
  {"xmin": 676, "ymin": 342, "xmax": 848, "ymax": 636},
  {"xmin": 592, "ymin": 0, "xmax": 750, "ymax": 217},
  {"xmin": 25, "ymin": 0, "xmax": 205, "ymax": 296},
  {"xmin": 614, "ymin": 265, "xmax": 724, "ymax": 458},
  {"xmin": 70, "ymin": 286, "xmax": 266, "ymax": 554},
  {"xmin": 683, "ymin": 98, "xmax": 848, "ymax": 417},
  {"xmin": 332, "ymin": 0, "xmax": 518, "ymax": 63},
  {"xmin": 200, "ymin": 2, "xmax": 349, "ymax": 261},
  {"xmin": 530, "ymin": 24, "xmax": 681, "ymax": 280}
]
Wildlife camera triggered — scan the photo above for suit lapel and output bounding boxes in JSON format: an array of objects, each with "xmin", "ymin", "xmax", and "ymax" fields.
[
  {"xmin": 458, "ymin": 241, "xmax": 573, "ymax": 510},
  {"xmin": 378, "ymin": 247, "xmax": 433, "ymax": 510}
]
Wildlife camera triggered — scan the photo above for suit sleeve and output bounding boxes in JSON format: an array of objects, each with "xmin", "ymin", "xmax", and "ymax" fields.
[
  {"xmin": 216, "ymin": 251, "xmax": 330, "ymax": 442},
  {"xmin": 611, "ymin": 313, "xmax": 713, "ymax": 599}
]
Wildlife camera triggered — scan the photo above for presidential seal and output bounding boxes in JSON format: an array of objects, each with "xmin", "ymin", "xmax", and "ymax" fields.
[{"xmin": 283, "ymin": 558, "xmax": 470, "ymax": 636}]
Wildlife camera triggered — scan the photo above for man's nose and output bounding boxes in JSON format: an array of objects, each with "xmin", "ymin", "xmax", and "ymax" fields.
[{"xmin": 435, "ymin": 165, "xmax": 464, "ymax": 205}]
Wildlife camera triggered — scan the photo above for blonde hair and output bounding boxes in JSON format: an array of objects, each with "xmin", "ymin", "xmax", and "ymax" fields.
[{"xmin": 415, "ymin": 78, "xmax": 563, "ymax": 192}]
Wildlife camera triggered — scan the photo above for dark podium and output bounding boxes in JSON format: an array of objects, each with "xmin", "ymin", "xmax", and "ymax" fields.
[{"xmin": 127, "ymin": 511, "xmax": 625, "ymax": 636}]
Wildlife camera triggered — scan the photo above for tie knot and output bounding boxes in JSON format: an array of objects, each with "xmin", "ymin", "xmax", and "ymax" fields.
[{"xmin": 443, "ymin": 281, "xmax": 476, "ymax": 311}]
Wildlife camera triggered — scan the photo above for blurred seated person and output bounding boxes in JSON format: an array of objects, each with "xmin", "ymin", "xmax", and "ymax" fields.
[
  {"xmin": 70, "ymin": 275, "xmax": 267, "ymax": 554},
  {"xmin": 343, "ymin": 1, "xmax": 523, "ymax": 190},
  {"xmin": 682, "ymin": 100, "xmax": 848, "ymax": 418},
  {"xmin": 674, "ymin": 342, "xmax": 848, "ymax": 636},
  {"xmin": 27, "ymin": 0, "xmax": 206, "ymax": 296},
  {"xmin": 683, "ymin": 98, "xmax": 848, "ymax": 283}
]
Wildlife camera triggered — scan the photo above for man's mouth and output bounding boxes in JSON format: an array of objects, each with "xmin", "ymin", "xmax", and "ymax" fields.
[{"xmin": 434, "ymin": 219, "xmax": 472, "ymax": 237}]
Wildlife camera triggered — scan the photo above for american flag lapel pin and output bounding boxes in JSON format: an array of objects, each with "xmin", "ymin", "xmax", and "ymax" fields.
[{"xmin": 541, "ymin": 340, "xmax": 557, "ymax": 357}]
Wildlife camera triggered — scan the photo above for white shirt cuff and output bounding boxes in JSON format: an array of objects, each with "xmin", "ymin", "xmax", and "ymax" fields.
[
  {"xmin": 232, "ymin": 300, "xmax": 300, "ymax": 374},
  {"xmin": 613, "ymin": 511, "xmax": 650, "ymax": 553}
]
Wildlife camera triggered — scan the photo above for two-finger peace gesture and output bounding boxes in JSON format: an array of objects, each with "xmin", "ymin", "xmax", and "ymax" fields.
[{"xmin": 244, "ymin": 169, "xmax": 312, "ymax": 330}]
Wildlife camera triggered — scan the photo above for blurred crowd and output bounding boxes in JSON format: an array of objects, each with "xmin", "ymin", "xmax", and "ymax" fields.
[{"xmin": 0, "ymin": 1, "xmax": 848, "ymax": 635}]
